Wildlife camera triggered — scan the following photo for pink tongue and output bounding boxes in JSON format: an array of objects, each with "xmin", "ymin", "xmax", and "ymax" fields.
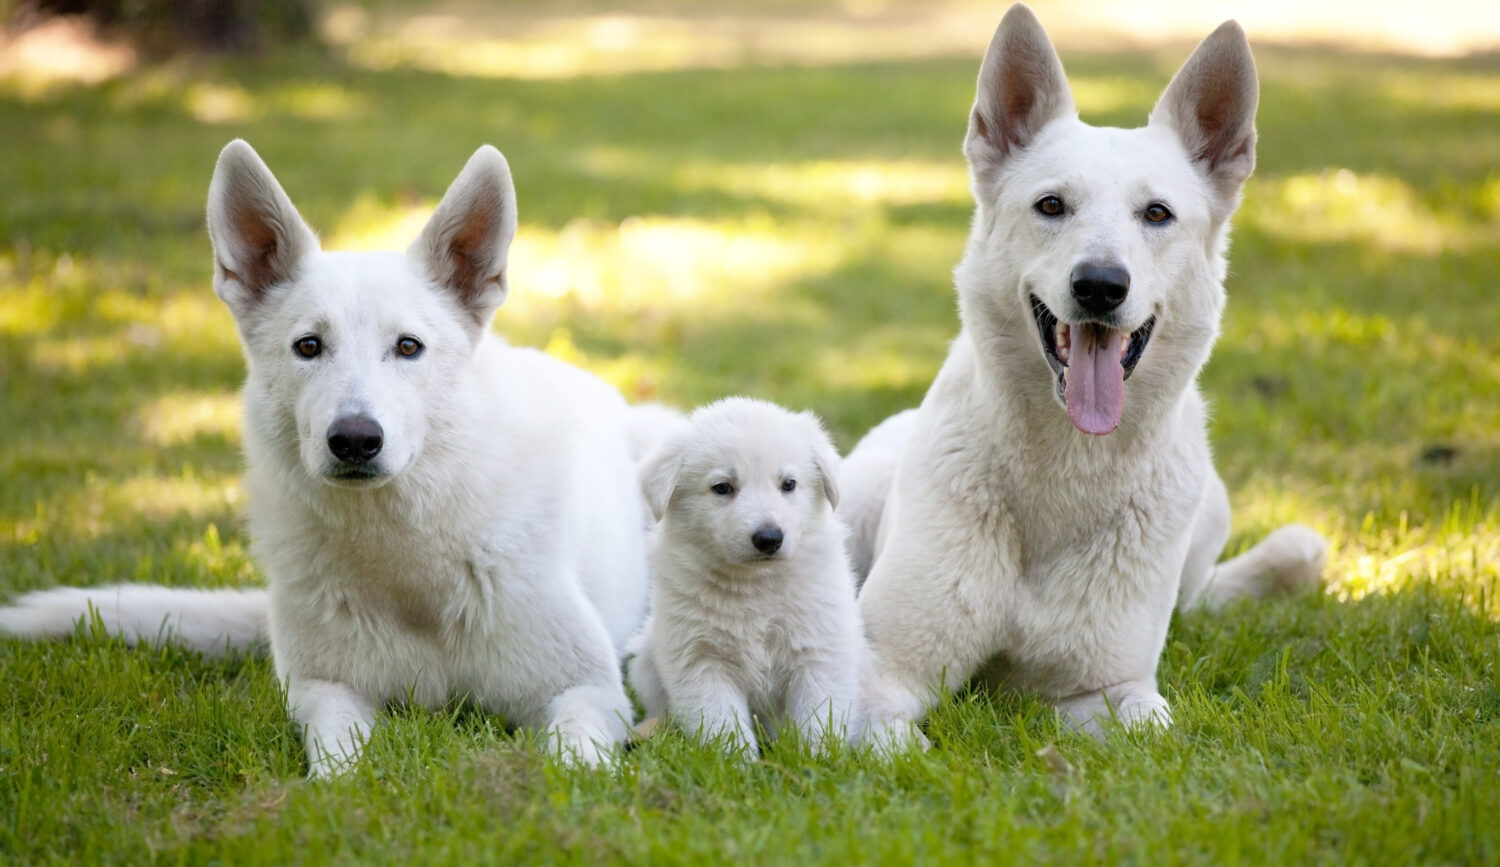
[{"xmin": 1064, "ymin": 328, "xmax": 1124, "ymax": 435}]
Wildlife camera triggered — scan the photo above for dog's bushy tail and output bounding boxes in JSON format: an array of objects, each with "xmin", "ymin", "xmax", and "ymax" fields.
[
  {"xmin": 0, "ymin": 585, "xmax": 269, "ymax": 658},
  {"xmin": 1193, "ymin": 524, "xmax": 1328, "ymax": 612}
]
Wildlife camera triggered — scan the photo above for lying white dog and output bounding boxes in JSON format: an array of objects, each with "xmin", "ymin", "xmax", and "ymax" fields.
[
  {"xmin": 627, "ymin": 398, "xmax": 864, "ymax": 756},
  {"xmin": 844, "ymin": 4, "xmax": 1327, "ymax": 749},
  {"xmin": 0, "ymin": 140, "xmax": 649, "ymax": 776}
]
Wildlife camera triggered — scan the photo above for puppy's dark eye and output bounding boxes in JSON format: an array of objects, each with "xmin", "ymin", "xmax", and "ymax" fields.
[
  {"xmin": 781, "ymin": 478, "xmax": 797, "ymax": 493},
  {"xmin": 396, "ymin": 336, "xmax": 424, "ymax": 358},
  {"xmin": 293, "ymin": 336, "xmax": 322, "ymax": 359},
  {"xmin": 1144, "ymin": 203, "xmax": 1173, "ymax": 224},
  {"xmin": 1034, "ymin": 195, "xmax": 1065, "ymax": 217},
  {"xmin": 711, "ymin": 482, "xmax": 734, "ymax": 496}
]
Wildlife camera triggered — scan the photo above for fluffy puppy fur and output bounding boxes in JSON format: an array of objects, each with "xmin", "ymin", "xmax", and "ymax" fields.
[{"xmin": 627, "ymin": 398, "xmax": 864, "ymax": 756}]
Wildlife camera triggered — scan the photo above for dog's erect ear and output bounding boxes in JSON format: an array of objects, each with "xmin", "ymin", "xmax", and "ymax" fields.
[
  {"xmin": 1150, "ymin": 21, "xmax": 1259, "ymax": 205},
  {"xmin": 964, "ymin": 3, "xmax": 1076, "ymax": 190},
  {"xmin": 639, "ymin": 437, "xmax": 685, "ymax": 522},
  {"xmin": 206, "ymin": 140, "xmax": 320, "ymax": 320},
  {"xmin": 410, "ymin": 145, "xmax": 518, "ymax": 333},
  {"xmin": 801, "ymin": 412, "xmax": 842, "ymax": 510}
]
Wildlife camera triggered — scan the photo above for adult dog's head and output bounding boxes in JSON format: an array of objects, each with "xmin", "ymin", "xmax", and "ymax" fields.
[
  {"xmin": 954, "ymin": 4, "xmax": 1258, "ymax": 435},
  {"xmin": 640, "ymin": 398, "xmax": 841, "ymax": 570},
  {"xmin": 206, "ymin": 140, "xmax": 516, "ymax": 488}
]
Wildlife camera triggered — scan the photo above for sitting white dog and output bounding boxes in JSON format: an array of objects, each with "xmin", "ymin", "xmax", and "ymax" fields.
[{"xmin": 626, "ymin": 398, "xmax": 864, "ymax": 756}]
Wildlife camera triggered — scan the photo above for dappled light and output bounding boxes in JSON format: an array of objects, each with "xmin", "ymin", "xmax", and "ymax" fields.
[
  {"xmin": 670, "ymin": 159, "xmax": 969, "ymax": 212},
  {"xmin": 1244, "ymin": 169, "xmax": 1499, "ymax": 254},
  {"xmin": 183, "ymin": 81, "xmax": 259, "ymax": 125},
  {"xmin": 10, "ymin": 471, "xmax": 241, "ymax": 543},
  {"xmin": 324, "ymin": 5, "xmax": 1002, "ymax": 79},
  {"xmin": 518, "ymin": 215, "xmax": 840, "ymax": 305},
  {"xmin": 1, "ymin": 1, "xmax": 1497, "ymax": 858},
  {"xmin": 136, "ymin": 391, "xmax": 242, "ymax": 448}
]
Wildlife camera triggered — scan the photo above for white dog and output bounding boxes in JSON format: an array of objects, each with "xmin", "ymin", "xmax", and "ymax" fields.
[
  {"xmin": 626, "ymin": 398, "xmax": 864, "ymax": 756},
  {"xmin": 0, "ymin": 140, "xmax": 650, "ymax": 776},
  {"xmin": 844, "ymin": 4, "xmax": 1327, "ymax": 749}
]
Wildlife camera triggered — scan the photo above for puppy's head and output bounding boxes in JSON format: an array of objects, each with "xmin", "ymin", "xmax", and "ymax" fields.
[
  {"xmin": 639, "ymin": 398, "xmax": 840, "ymax": 568},
  {"xmin": 206, "ymin": 140, "xmax": 517, "ymax": 488}
]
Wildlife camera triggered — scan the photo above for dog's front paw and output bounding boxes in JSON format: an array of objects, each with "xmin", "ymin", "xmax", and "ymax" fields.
[{"xmin": 863, "ymin": 717, "xmax": 931, "ymax": 757}]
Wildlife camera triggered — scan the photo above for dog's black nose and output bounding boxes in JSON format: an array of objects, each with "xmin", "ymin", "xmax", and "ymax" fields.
[
  {"xmin": 327, "ymin": 415, "xmax": 384, "ymax": 465},
  {"xmin": 751, "ymin": 526, "xmax": 783, "ymax": 555},
  {"xmin": 1071, "ymin": 262, "xmax": 1130, "ymax": 316}
]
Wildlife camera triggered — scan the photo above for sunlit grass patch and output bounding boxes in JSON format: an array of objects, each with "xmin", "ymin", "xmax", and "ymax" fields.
[
  {"xmin": 669, "ymin": 159, "xmax": 969, "ymax": 211},
  {"xmin": 136, "ymin": 391, "xmax": 242, "ymax": 448},
  {"xmin": 0, "ymin": 9, "xmax": 1497, "ymax": 862},
  {"xmin": 1243, "ymin": 168, "xmax": 1500, "ymax": 254}
]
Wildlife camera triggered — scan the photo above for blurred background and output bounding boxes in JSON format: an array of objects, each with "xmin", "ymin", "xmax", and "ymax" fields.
[{"xmin": 0, "ymin": 0, "xmax": 1496, "ymax": 606}]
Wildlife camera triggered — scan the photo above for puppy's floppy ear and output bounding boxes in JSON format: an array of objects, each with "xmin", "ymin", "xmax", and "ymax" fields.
[
  {"xmin": 964, "ymin": 3, "xmax": 1076, "ymax": 193},
  {"xmin": 800, "ymin": 412, "xmax": 842, "ymax": 510},
  {"xmin": 639, "ymin": 436, "xmax": 686, "ymax": 522},
  {"xmin": 410, "ymin": 145, "xmax": 518, "ymax": 335},
  {"xmin": 206, "ymin": 139, "xmax": 320, "ymax": 321},
  {"xmin": 1149, "ymin": 21, "xmax": 1258, "ymax": 208}
]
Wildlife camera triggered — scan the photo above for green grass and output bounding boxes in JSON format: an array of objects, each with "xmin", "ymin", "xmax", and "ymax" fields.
[{"xmin": 2, "ymin": 4, "xmax": 1498, "ymax": 863}]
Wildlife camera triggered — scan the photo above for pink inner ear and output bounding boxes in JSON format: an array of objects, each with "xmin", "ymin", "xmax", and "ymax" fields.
[{"xmin": 229, "ymin": 202, "xmax": 286, "ymax": 294}]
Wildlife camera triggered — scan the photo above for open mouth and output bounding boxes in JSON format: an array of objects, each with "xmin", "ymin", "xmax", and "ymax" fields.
[{"xmin": 1030, "ymin": 295, "xmax": 1155, "ymax": 435}]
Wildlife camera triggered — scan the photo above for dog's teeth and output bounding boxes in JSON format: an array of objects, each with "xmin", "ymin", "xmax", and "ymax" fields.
[
  {"xmin": 1120, "ymin": 333, "xmax": 1129, "ymax": 359},
  {"xmin": 1056, "ymin": 324, "xmax": 1070, "ymax": 364}
]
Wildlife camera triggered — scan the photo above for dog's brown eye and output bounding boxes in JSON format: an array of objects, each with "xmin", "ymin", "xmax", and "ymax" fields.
[
  {"xmin": 711, "ymin": 482, "xmax": 734, "ymax": 496},
  {"xmin": 294, "ymin": 336, "xmax": 322, "ymax": 359},
  {"xmin": 1144, "ymin": 203, "xmax": 1173, "ymax": 224},
  {"xmin": 781, "ymin": 479, "xmax": 797, "ymax": 493},
  {"xmin": 395, "ymin": 336, "xmax": 424, "ymax": 358},
  {"xmin": 1035, "ymin": 195, "xmax": 1065, "ymax": 217}
]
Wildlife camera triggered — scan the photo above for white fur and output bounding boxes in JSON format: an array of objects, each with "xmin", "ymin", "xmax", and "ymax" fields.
[
  {"xmin": 844, "ymin": 4, "xmax": 1327, "ymax": 751},
  {"xmin": 0, "ymin": 140, "xmax": 650, "ymax": 776},
  {"xmin": 627, "ymin": 398, "xmax": 864, "ymax": 757}
]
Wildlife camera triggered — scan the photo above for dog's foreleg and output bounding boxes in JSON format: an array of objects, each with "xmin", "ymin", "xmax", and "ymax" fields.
[
  {"xmin": 286, "ymin": 677, "xmax": 378, "ymax": 779},
  {"xmin": 858, "ymin": 546, "xmax": 1007, "ymax": 755},
  {"xmin": 545, "ymin": 682, "xmax": 634, "ymax": 766},
  {"xmin": 1054, "ymin": 680, "xmax": 1171, "ymax": 736},
  {"xmin": 624, "ymin": 634, "xmax": 669, "ymax": 721},
  {"xmin": 669, "ymin": 669, "xmax": 757, "ymax": 759},
  {"xmin": 785, "ymin": 659, "xmax": 860, "ymax": 751}
]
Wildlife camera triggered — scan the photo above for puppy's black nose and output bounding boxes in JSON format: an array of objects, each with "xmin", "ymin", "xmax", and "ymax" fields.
[
  {"xmin": 751, "ymin": 526, "xmax": 783, "ymax": 555},
  {"xmin": 327, "ymin": 415, "xmax": 384, "ymax": 465},
  {"xmin": 1071, "ymin": 262, "xmax": 1130, "ymax": 316}
]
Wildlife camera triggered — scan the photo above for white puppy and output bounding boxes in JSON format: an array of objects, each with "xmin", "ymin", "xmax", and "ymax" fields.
[{"xmin": 627, "ymin": 398, "xmax": 864, "ymax": 756}]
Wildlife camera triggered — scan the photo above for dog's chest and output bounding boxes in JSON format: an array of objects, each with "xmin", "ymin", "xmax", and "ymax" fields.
[
  {"xmin": 987, "ymin": 464, "xmax": 1201, "ymax": 691},
  {"xmin": 265, "ymin": 510, "xmax": 532, "ymax": 704}
]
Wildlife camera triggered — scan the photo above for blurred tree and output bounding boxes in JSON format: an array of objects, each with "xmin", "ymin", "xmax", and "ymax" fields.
[{"xmin": 10, "ymin": 0, "xmax": 315, "ymax": 52}]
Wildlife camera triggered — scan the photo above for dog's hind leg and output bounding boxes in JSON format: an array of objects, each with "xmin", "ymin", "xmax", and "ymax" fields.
[
  {"xmin": 287, "ymin": 677, "xmax": 378, "ymax": 779},
  {"xmin": 1178, "ymin": 472, "xmax": 1327, "ymax": 612},
  {"xmin": 837, "ymin": 409, "xmax": 918, "ymax": 589}
]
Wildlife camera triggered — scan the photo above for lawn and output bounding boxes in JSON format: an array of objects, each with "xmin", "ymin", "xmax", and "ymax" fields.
[{"xmin": 1, "ymin": 2, "xmax": 1497, "ymax": 863}]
